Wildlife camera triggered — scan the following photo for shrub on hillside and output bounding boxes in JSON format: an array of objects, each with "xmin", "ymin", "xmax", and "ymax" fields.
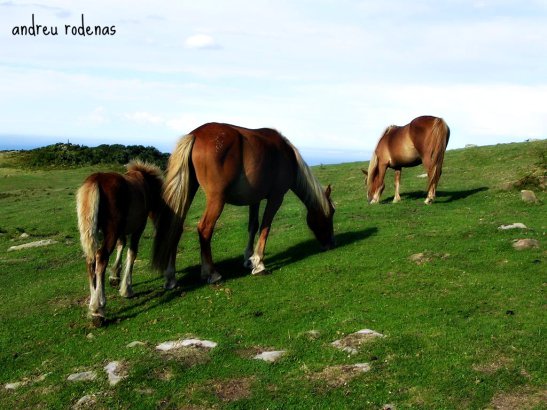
[{"xmin": 23, "ymin": 143, "xmax": 169, "ymax": 168}]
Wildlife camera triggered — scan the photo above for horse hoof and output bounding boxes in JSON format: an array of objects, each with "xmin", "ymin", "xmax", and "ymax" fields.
[
  {"xmin": 120, "ymin": 288, "xmax": 135, "ymax": 298},
  {"xmin": 207, "ymin": 272, "xmax": 222, "ymax": 284},
  {"xmin": 91, "ymin": 315, "xmax": 105, "ymax": 328},
  {"xmin": 109, "ymin": 277, "xmax": 120, "ymax": 288},
  {"xmin": 424, "ymin": 198, "xmax": 433, "ymax": 205},
  {"xmin": 252, "ymin": 269, "xmax": 271, "ymax": 276},
  {"xmin": 164, "ymin": 279, "xmax": 177, "ymax": 291}
]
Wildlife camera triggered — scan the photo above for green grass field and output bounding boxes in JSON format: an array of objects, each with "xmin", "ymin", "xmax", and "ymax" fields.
[{"xmin": 0, "ymin": 141, "xmax": 545, "ymax": 409}]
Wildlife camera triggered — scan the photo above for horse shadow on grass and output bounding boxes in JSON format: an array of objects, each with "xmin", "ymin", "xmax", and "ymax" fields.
[
  {"xmin": 383, "ymin": 187, "xmax": 488, "ymax": 204},
  {"xmin": 109, "ymin": 227, "xmax": 377, "ymax": 325}
]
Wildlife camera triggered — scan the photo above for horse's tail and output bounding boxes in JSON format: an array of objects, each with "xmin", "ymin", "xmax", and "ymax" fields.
[
  {"xmin": 152, "ymin": 134, "xmax": 196, "ymax": 272},
  {"xmin": 428, "ymin": 118, "xmax": 450, "ymax": 185},
  {"xmin": 76, "ymin": 180, "xmax": 100, "ymax": 262}
]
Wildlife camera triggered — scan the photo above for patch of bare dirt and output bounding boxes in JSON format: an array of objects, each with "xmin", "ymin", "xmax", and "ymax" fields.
[
  {"xmin": 409, "ymin": 252, "xmax": 450, "ymax": 265},
  {"xmin": 48, "ymin": 295, "xmax": 87, "ymax": 310},
  {"xmin": 332, "ymin": 329, "xmax": 384, "ymax": 354},
  {"xmin": 308, "ymin": 363, "xmax": 371, "ymax": 388},
  {"xmin": 211, "ymin": 377, "xmax": 255, "ymax": 402},
  {"xmin": 512, "ymin": 239, "xmax": 540, "ymax": 250},
  {"xmin": 153, "ymin": 366, "xmax": 175, "ymax": 381},
  {"xmin": 472, "ymin": 356, "xmax": 513, "ymax": 374},
  {"xmin": 490, "ymin": 387, "xmax": 546, "ymax": 410}
]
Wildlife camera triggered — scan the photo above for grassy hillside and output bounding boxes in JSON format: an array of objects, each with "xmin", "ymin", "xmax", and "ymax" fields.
[{"xmin": 0, "ymin": 141, "xmax": 545, "ymax": 409}]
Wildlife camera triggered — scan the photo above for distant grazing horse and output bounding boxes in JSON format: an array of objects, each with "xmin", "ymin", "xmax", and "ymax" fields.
[
  {"xmin": 152, "ymin": 122, "xmax": 335, "ymax": 286},
  {"xmin": 76, "ymin": 161, "xmax": 164, "ymax": 325},
  {"xmin": 363, "ymin": 116, "xmax": 450, "ymax": 204}
]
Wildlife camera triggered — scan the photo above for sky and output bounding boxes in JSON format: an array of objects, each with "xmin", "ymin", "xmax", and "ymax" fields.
[{"xmin": 0, "ymin": 0, "xmax": 546, "ymax": 164}]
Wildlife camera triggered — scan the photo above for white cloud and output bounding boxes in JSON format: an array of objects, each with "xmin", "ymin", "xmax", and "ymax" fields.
[
  {"xmin": 79, "ymin": 106, "xmax": 108, "ymax": 126},
  {"xmin": 184, "ymin": 34, "xmax": 220, "ymax": 49},
  {"xmin": 123, "ymin": 111, "xmax": 164, "ymax": 125},
  {"xmin": 165, "ymin": 113, "xmax": 210, "ymax": 134}
]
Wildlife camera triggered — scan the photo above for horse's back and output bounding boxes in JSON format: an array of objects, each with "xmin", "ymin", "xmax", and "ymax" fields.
[
  {"xmin": 190, "ymin": 123, "xmax": 296, "ymax": 205},
  {"xmin": 85, "ymin": 172, "xmax": 149, "ymax": 234}
]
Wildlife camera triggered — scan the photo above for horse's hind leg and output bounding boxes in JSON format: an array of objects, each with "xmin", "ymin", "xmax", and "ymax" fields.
[
  {"xmin": 86, "ymin": 258, "xmax": 97, "ymax": 318},
  {"xmin": 109, "ymin": 238, "xmax": 125, "ymax": 287},
  {"xmin": 89, "ymin": 233, "xmax": 116, "ymax": 326},
  {"xmin": 119, "ymin": 231, "xmax": 142, "ymax": 298},
  {"xmin": 243, "ymin": 203, "xmax": 260, "ymax": 269},
  {"xmin": 393, "ymin": 169, "xmax": 402, "ymax": 203},
  {"xmin": 425, "ymin": 163, "xmax": 440, "ymax": 205},
  {"xmin": 164, "ymin": 251, "xmax": 177, "ymax": 290},
  {"xmin": 197, "ymin": 196, "xmax": 224, "ymax": 284}
]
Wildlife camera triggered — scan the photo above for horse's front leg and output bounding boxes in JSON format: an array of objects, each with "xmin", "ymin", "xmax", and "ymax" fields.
[
  {"xmin": 393, "ymin": 169, "xmax": 402, "ymax": 203},
  {"xmin": 109, "ymin": 238, "xmax": 125, "ymax": 287},
  {"xmin": 249, "ymin": 196, "xmax": 283, "ymax": 275},
  {"xmin": 197, "ymin": 197, "xmax": 224, "ymax": 284},
  {"xmin": 243, "ymin": 203, "xmax": 260, "ymax": 269},
  {"xmin": 119, "ymin": 231, "xmax": 143, "ymax": 298},
  {"xmin": 370, "ymin": 162, "xmax": 388, "ymax": 204}
]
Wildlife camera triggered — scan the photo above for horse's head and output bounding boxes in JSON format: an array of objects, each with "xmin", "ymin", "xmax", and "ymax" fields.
[
  {"xmin": 362, "ymin": 154, "xmax": 384, "ymax": 204},
  {"xmin": 306, "ymin": 184, "xmax": 335, "ymax": 250}
]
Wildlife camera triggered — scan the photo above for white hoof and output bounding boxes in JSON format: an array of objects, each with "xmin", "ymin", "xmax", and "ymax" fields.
[
  {"xmin": 425, "ymin": 198, "xmax": 433, "ymax": 205},
  {"xmin": 251, "ymin": 268, "xmax": 270, "ymax": 276}
]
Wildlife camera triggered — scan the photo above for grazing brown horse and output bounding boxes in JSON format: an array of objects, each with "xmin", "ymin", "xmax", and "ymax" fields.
[
  {"xmin": 363, "ymin": 115, "xmax": 450, "ymax": 204},
  {"xmin": 76, "ymin": 161, "xmax": 164, "ymax": 325},
  {"xmin": 152, "ymin": 122, "xmax": 335, "ymax": 286}
]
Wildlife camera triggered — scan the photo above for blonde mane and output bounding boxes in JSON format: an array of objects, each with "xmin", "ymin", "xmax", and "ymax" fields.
[
  {"xmin": 126, "ymin": 160, "xmax": 163, "ymax": 181},
  {"xmin": 283, "ymin": 137, "xmax": 331, "ymax": 216},
  {"xmin": 366, "ymin": 152, "xmax": 378, "ymax": 186}
]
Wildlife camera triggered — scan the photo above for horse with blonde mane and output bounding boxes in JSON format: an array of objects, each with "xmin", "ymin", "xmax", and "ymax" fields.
[
  {"xmin": 363, "ymin": 116, "xmax": 450, "ymax": 204},
  {"xmin": 152, "ymin": 122, "xmax": 335, "ymax": 286},
  {"xmin": 76, "ymin": 161, "xmax": 164, "ymax": 326}
]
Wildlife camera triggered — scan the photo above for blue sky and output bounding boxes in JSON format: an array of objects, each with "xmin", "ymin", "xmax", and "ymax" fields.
[{"xmin": 0, "ymin": 0, "xmax": 545, "ymax": 164}]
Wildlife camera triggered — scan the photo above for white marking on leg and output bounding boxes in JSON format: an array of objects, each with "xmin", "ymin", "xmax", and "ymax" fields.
[
  {"xmin": 88, "ymin": 280, "xmax": 98, "ymax": 317},
  {"xmin": 109, "ymin": 241, "xmax": 123, "ymax": 283},
  {"xmin": 250, "ymin": 254, "xmax": 266, "ymax": 275},
  {"xmin": 119, "ymin": 248, "xmax": 135, "ymax": 298}
]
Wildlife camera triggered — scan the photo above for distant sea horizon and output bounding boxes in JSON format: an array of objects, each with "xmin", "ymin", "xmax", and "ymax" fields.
[{"xmin": 0, "ymin": 134, "xmax": 372, "ymax": 166}]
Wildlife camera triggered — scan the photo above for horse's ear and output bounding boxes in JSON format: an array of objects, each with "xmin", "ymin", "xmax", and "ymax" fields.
[{"xmin": 325, "ymin": 184, "xmax": 332, "ymax": 199}]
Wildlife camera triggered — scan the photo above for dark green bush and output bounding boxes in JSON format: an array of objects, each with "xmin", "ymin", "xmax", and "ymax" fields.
[{"xmin": 22, "ymin": 142, "xmax": 169, "ymax": 169}]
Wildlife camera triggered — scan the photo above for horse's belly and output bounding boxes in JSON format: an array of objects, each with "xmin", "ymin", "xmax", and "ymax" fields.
[
  {"xmin": 391, "ymin": 141, "xmax": 421, "ymax": 167},
  {"xmin": 224, "ymin": 174, "xmax": 288, "ymax": 206},
  {"xmin": 225, "ymin": 182, "xmax": 266, "ymax": 206}
]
